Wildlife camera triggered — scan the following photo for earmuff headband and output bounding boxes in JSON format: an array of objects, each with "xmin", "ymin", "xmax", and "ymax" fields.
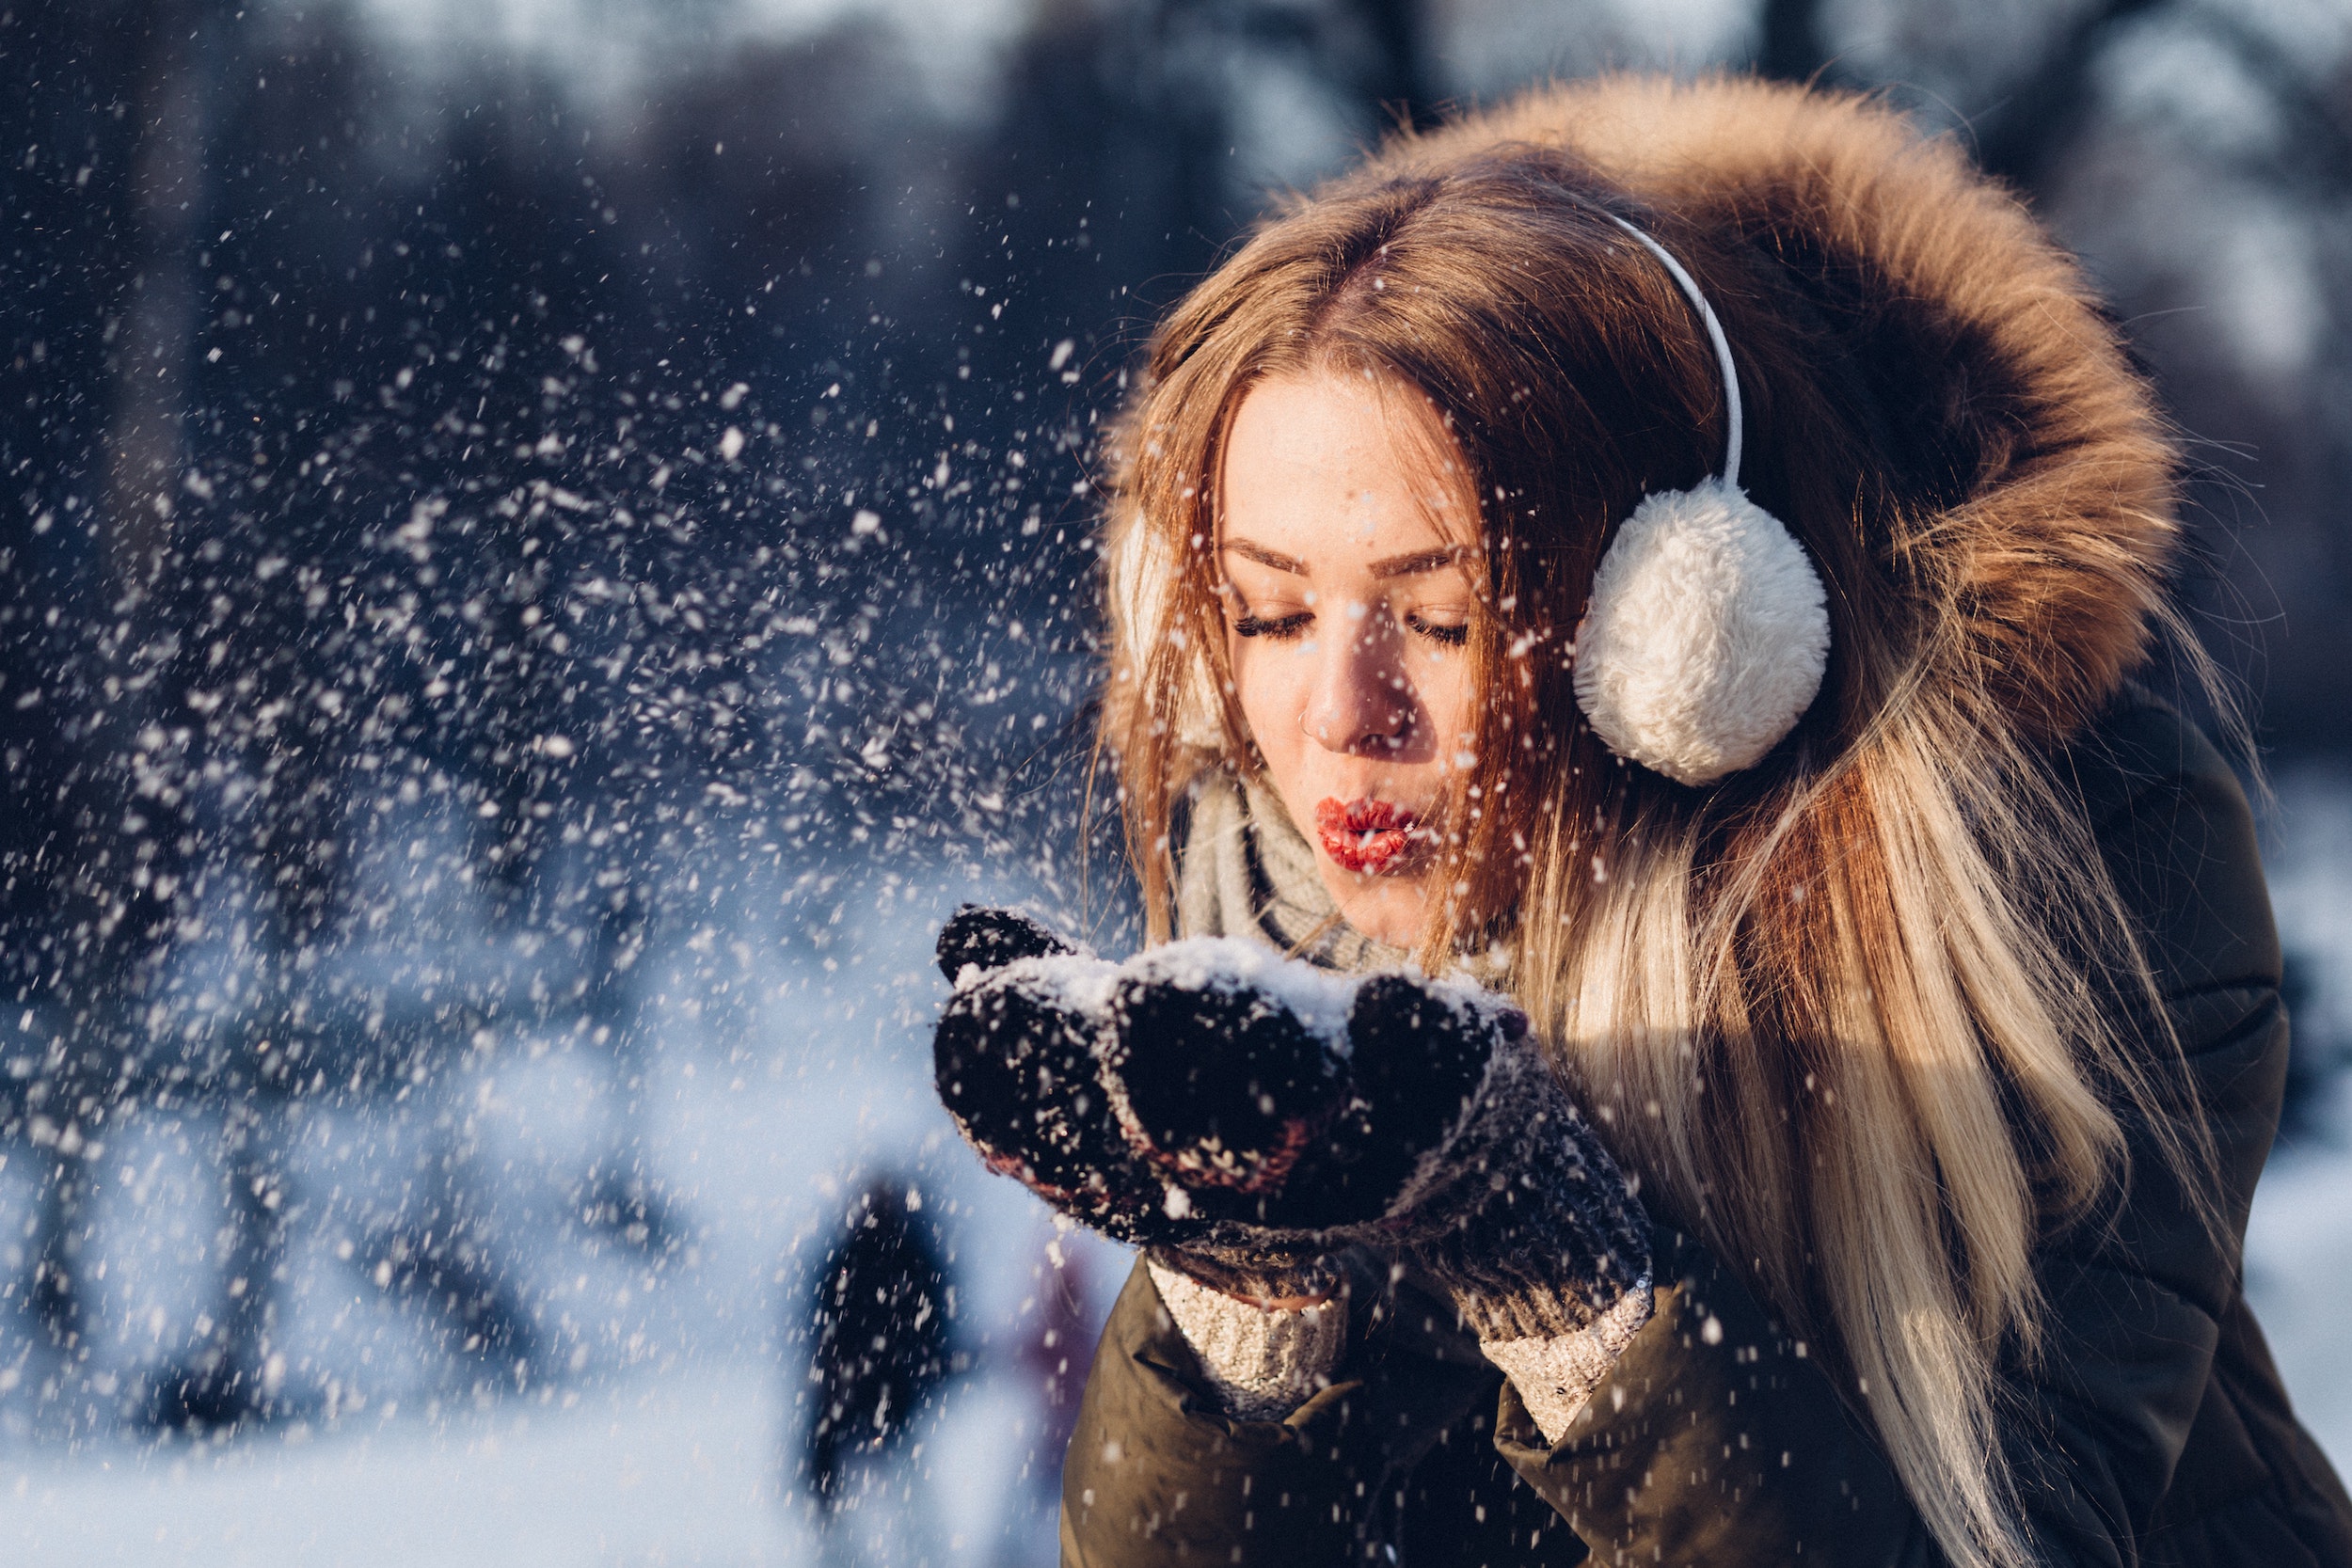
[
  {"xmin": 1606, "ymin": 215, "xmax": 1742, "ymax": 487},
  {"xmin": 1569, "ymin": 215, "xmax": 1832, "ymax": 786}
]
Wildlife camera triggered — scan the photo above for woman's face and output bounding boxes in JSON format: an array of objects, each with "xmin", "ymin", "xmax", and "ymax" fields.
[{"xmin": 1217, "ymin": 370, "xmax": 1483, "ymax": 948}]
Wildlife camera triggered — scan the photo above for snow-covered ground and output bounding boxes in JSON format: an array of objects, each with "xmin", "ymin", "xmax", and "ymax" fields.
[
  {"xmin": 0, "ymin": 1354, "xmax": 1079, "ymax": 1566},
  {"xmin": 5, "ymin": 1364, "xmax": 813, "ymax": 1566}
]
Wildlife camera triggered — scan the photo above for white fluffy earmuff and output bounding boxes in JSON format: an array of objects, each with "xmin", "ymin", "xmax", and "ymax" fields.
[{"xmin": 1570, "ymin": 218, "xmax": 1830, "ymax": 786}]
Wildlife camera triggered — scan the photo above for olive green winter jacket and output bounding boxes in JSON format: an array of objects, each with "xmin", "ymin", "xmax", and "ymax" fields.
[{"xmin": 1056, "ymin": 693, "xmax": 2352, "ymax": 1567}]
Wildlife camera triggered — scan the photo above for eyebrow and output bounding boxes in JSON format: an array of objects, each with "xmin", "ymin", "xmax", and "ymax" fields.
[
  {"xmin": 1220, "ymin": 538, "xmax": 1305, "ymax": 574},
  {"xmin": 1368, "ymin": 546, "xmax": 1466, "ymax": 580},
  {"xmin": 1220, "ymin": 538, "xmax": 1467, "ymax": 579}
]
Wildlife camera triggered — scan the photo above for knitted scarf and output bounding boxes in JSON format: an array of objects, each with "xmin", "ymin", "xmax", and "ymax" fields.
[{"xmin": 1170, "ymin": 771, "xmax": 1413, "ymax": 973}]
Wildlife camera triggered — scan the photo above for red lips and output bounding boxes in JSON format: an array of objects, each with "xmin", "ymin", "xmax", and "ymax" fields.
[{"xmin": 1314, "ymin": 797, "xmax": 1421, "ymax": 875}]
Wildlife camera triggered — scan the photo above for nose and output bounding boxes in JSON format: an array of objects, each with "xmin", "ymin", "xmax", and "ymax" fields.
[{"xmin": 1300, "ymin": 603, "xmax": 1411, "ymax": 754}]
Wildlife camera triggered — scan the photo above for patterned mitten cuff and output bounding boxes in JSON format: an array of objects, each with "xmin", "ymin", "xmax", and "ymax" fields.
[
  {"xmin": 1145, "ymin": 1242, "xmax": 1339, "ymax": 1306},
  {"xmin": 1479, "ymin": 1276, "xmax": 1654, "ymax": 1443},
  {"xmin": 1401, "ymin": 1045, "xmax": 1654, "ymax": 1343},
  {"xmin": 1146, "ymin": 1259, "xmax": 1348, "ymax": 1422}
]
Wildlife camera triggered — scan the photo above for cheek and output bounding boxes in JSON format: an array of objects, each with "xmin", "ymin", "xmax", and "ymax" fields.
[
  {"xmin": 1229, "ymin": 639, "xmax": 1306, "ymax": 769},
  {"xmin": 1421, "ymin": 653, "xmax": 1477, "ymax": 751}
]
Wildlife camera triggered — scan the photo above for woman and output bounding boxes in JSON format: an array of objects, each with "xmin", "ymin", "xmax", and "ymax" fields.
[{"xmin": 930, "ymin": 75, "xmax": 2352, "ymax": 1566}]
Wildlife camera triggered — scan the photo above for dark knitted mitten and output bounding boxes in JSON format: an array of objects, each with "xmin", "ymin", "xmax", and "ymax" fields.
[
  {"xmin": 1140, "ymin": 958, "xmax": 1647, "ymax": 1340},
  {"xmin": 1351, "ymin": 988, "xmax": 1649, "ymax": 1340},
  {"xmin": 931, "ymin": 909, "xmax": 1649, "ymax": 1335},
  {"xmin": 930, "ymin": 908, "xmax": 1336, "ymax": 1299},
  {"xmin": 930, "ymin": 907, "xmax": 1153, "ymax": 1232}
]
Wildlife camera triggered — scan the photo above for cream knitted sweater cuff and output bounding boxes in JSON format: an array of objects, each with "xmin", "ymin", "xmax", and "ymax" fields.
[
  {"xmin": 1146, "ymin": 1259, "xmax": 1348, "ymax": 1421},
  {"xmin": 1479, "ymin": 1275, "xmax": 1654, "ymax": 1443},
  {"xmin": 1149, "ymin": 1259, "xmax": 1653, "ymax": 1438}
]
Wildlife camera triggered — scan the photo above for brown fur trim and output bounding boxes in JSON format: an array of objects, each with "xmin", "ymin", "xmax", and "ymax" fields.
[{"xmin": 1357, "ymin": 75, "xmax": 2179, "ymax": 741}]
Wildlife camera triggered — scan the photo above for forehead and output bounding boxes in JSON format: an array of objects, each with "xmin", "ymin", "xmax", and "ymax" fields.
[{"xmin": 1217, "ymin": 370, "xmax": 1475, "ymax": 563}]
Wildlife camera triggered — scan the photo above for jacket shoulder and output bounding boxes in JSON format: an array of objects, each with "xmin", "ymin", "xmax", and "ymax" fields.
[{"xmin": 2060, "ymin": 687, "xmax": 2280, "ymax": 1002}]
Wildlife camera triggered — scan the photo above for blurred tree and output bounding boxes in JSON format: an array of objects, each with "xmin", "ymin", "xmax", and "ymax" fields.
[
  {"xmin": 1756, "ymin": 0, "xmax": 1832, "ymax": 85},
  {"xmin": 143, "ymin": 1101, "xmax": 290, "ymax": 1434},
  {"xmin": 1753, "ymin": 0, "xmax": 2173, "ymax": 193},
  {"xmin": 1363, "ymin": 0, "xmax": 1439, "ymax": 125}
]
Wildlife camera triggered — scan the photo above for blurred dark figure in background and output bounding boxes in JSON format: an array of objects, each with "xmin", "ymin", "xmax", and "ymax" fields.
[
  {"xmin": 1019, "ymin": 1244, "xmax": 1094, "ymax": 1473},
  {"xmin": 799, "ymin": 1179, "xmax": 955, "ymax": 1513},
  {"xmin": 996, "ymin": 1243, "xmax": 1098, "ymax": 1567},
  {"xmin": 2280, "ymin": 953, "xmax": 2347, "ymax": 1143}
]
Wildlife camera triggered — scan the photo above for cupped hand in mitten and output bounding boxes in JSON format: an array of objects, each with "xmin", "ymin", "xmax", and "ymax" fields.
[
  {"xmin": 931, "ymin": 905, "xmax": 1651, "ymax": 1332},
  {"xmin": 930, "ymin": 906, "xmax": 1329, "ymax": 1297}
]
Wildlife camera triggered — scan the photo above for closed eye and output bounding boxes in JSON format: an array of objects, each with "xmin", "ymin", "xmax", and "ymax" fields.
[
  {"xmin": 1407, "ymin": 613, "xmax": 1469, "ymax": 647},
  {"xmin": 1232, "ymin": 611, "xmax": 1313, "ymax": 641}
]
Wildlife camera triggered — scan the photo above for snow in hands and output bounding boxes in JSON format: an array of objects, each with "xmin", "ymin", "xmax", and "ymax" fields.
[{"xmin": 929, "ymin": 907, "xmax": 1652, "ymax": 1336}]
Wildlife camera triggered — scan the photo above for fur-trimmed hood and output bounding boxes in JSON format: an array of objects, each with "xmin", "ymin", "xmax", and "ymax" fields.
[{"xmin": 1111, "ymin": 75, "xmax": 2179, "ymax": 749}]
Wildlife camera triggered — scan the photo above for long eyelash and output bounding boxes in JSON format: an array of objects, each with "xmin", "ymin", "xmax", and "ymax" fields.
[
  {"xmin": 1408, "ymin": 615, "xmax": 1470, "ymax": 647},
  {"xmin": 1233, "ymin": 612, "xmax": 1312, "ymax": 640}
]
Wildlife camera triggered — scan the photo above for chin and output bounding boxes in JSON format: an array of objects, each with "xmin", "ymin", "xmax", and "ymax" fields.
[{"xmin": 1319, "ymin": 863, "xmax": 1428, "ymax": 947}]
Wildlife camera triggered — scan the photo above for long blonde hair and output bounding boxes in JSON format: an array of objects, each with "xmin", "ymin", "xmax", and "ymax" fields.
[{"xmin": 1095, "ymin": 79, "xmax": 2222, "ymax": 1568}]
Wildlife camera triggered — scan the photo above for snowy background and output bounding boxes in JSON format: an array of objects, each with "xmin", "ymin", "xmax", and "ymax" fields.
[{"xmin": 5, "ymin": 0, "xmax": 2352, "ymax": 1562}]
